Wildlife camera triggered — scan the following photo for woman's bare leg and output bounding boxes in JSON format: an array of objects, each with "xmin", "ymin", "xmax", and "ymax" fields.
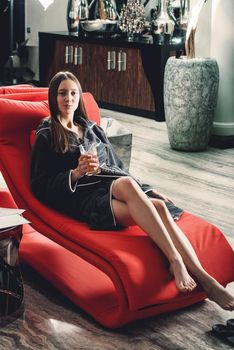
[
  {"xmin": 111, "ymin": 177, "xmax": 234, "ymax": 310},
  {"xmin": 150, "ymin": 198, "xmax": 234, "ymax": 310},
  {"xmin": 111, "ymin": 177, "xmax": 196, "ymax": 293}
]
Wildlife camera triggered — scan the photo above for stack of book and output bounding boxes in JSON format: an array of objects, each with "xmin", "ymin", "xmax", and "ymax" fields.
[{"xmin": 0, "ymin": 208, "xmax": 29, "ymax": 231}]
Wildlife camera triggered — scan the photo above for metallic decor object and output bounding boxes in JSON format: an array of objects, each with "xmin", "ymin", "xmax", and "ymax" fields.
[
  {"xmin": 151, "ymin": 0, "xmax": 175, "ymax": 44},
  {"xmin": 67, "ymin": 0, "xmax": 89, "ymax": 35},
  {"xmin": 80, "ymin": 0, "xmax": 119, "ymax": 35},
  {"xmin": 0, "ymin": 226, "xmax": 24, "ymax": 326},
  {"xmin": 88, "ymin": 0, "xmax": 119, "ymax": 21},
  {"xmin": 80, "ymin": 19, "xmax": 118, "ymax": 34},
  {"xmin": 180, "ymin": 0, "xmax": 190, "ymax": 32},
  {"xmin": 119, "ymin": 0, "xmax": 145, "ymax": 41}
]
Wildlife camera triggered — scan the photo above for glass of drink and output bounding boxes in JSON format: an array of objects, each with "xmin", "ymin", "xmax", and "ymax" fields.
[{"xmin": 79, "ymin": 142, "xmax": 100, "ymax": 176}]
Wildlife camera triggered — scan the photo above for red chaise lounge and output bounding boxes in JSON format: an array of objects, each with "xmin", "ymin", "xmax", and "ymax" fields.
[{"xmin": 0, "ymin": 87, "xmax": 233, "ymax": 328}]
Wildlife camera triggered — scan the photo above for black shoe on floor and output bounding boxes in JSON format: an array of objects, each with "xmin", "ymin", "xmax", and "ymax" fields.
[
  {"xmin": 212, "ymin": 324, "xmax": 234, "ymax": 347},
  {"xmin": 227, "ymin": 319, "xmax": 234, "ymax": 330}
]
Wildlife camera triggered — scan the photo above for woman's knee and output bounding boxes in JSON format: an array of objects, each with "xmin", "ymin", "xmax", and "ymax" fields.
[
  {"xmin": 152, "ymin": 199, "xmax": 167, "ymax": 214},
  {"xmin": 112, "ymin": 176, "xmax": 139, "ymax": 198}
]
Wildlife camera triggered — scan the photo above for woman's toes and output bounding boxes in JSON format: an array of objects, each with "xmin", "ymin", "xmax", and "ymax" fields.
[
  {"xmin": 205, "ymin": 281, "xmax": 234, "ymax": 310},
  {"xmin": 178, "ymin": 280, "xmax": 196, "ymax": 292},
  {"xmin": 178, "ymin": 282, "xmax": 188, "ymax": 292},
  {"xmin": 170, "ymin": 259, "xmax": 197, "ymax": 293},
  {"xmin": 190, "ymin": 280, "xmax": 197, "ymax": 289}
]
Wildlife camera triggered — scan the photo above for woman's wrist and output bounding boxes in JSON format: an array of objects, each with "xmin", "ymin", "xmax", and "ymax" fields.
[{"xmin": 72, "ymin": 168, "xmax": 83, "ymax": 182}]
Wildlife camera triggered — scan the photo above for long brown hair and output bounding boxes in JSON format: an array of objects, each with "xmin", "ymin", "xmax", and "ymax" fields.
[{"xmin": 48, "ymin": 71, "xmax": 88, "ymax": 153}]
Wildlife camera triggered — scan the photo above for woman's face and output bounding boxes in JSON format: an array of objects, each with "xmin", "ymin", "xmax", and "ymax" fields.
[{"xmin": 57, "ymin": 79, "xmax": 80, "ymax": 119}]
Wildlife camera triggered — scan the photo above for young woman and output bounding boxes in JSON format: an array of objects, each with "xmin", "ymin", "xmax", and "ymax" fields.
[{"xmin": 31, "ymin": 71, "xmax": 234, "ymax": 311}]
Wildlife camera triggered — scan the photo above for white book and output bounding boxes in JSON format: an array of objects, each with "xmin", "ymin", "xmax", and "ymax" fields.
[{"xmin": 0, "ymin": 207, "xmax": 30, "ymax": 230}]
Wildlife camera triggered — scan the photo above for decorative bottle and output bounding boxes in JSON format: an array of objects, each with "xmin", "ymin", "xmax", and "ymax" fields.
[
  {"xmin": 67, "ymin": 0, "xmax": 89, "ymax": 36},
  {"xmin": 151, "ymin": 0, "xmax": 175, "ymax": 44},
  {"xmin": 180, "ymin": 0, "xmax": 190, "ymax": 33},
  {"xmin": 89, "ymin": 0, "xmax": 119, "ymax": 21}
]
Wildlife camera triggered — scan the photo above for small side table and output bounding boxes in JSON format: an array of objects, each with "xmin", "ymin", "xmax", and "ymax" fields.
[
  {"xmin": 101, "ymin": 116, "xmax": 132, "ymax": 171},
  {"xmin": 0, "ymin": 225, "xmax": 24, "ymax": 326}
]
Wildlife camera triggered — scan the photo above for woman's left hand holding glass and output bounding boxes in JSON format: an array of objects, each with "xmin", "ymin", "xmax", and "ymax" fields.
[
  {"xmin": 71, "ymin": 154, "xmax": 100, "ymax": 186},
  {"xmin": 79, "ymin": 142, "xmax": 101, "ymax": 176},
  {"xmin": 80, "ymin": 153, "xmax": 100, "ymax": 176}
]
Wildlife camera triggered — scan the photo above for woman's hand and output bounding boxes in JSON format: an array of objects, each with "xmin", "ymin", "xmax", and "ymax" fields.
[
  {"xmin": 81, "ymin": 154, "xmax": 100, "ymax": 175},
  {"xmin": 72, "ymin": 155, "xmax": 100, "ymax": 182},
  {"xmin": 151, "ymin": 189, "xmax": 175, "ymax": 204}
]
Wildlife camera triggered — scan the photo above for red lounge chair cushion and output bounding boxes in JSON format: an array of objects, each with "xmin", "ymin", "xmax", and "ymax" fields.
[
  {"xmin": 0, "ymin": 90, "xmax": 233, "ymax": 328},
  {"xmin": 0, "ymin": 91, "xmax": 48, "ymax": 101},
  {"xmin": 1, "ymin": 187, "xmax": 233, "ymax": 328},
  {"xmin": 0, "ymin": 84, "xmax": 34, "ymax": 94}
]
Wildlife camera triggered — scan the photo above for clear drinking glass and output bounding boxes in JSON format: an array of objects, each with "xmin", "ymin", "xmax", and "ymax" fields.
[{"xmin": 79, "ymin": 142, "xmax": 100, "ymax": 176}]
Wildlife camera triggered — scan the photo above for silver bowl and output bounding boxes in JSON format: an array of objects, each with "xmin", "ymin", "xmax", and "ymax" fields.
[{"xmin": 80, "ymin": 19, "xmax": 118, "ymax": 34}]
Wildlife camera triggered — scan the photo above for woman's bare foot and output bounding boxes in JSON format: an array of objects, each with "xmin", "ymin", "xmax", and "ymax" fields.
[
  {"xmin": 170, "ymin": 258, "xmax": 197, "ymax": 292},
  {"xmin": 204, "ymin": 279, "xmax": 234, "ymax": 311}
]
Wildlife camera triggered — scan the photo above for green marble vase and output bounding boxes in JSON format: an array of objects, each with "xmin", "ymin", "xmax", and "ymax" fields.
[{"xmin": 164, "ymin": 56, "xmax": 219, "ymax": 151}]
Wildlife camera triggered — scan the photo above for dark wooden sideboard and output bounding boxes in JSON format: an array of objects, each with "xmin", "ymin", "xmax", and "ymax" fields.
[{"xmin": 39, "ymin": 32, "xmax": 184, "ymax": 121}]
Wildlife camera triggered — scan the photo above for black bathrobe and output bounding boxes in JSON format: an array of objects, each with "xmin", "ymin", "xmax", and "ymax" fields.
[{"xmin": 31, "ymin": 116, "xmax": 183, "ymax": 229}]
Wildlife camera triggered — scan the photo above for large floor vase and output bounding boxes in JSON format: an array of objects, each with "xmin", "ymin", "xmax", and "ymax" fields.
[{"xmin": 164, "ymin": 56, "xmax": 219, "ymax": 151}]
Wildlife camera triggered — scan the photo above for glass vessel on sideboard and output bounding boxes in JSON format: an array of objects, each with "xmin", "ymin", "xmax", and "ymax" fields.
[
  {"xmin": 180, "ymin": 0, "xmax": 190, "ymax": 29},
  {"xmin": 151, "ymin": 0, "xmax": 175, "ymax": 44},
  {"xmin": 67, "ymin": 0, "xmax": 89, "ymax": 35},
  {"xmin": 88, "ymin": 0, "xmax": 119, "ymax": 20}
]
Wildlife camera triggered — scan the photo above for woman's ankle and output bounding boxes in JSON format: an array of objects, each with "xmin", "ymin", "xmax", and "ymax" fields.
[{"xmin": 169, "ymin": 253, "xmax": 183, "ymax": 265}]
